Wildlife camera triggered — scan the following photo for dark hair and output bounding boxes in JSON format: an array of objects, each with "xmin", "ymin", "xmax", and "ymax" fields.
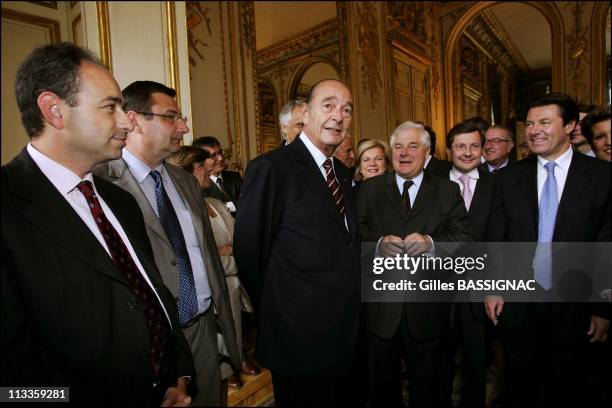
[
  {"xmin": 463, "ymin": 116, "xmax": 491, "ymax": 134},
  {"xmin": 578, "ymin": 104, "xmax": 597, "ymax": 114},
  {"xmin": 166, "ymin": 145, "xmax": 211, "ymax": 174},
  {"xmin": 581, "ymin": 104, "xmax": 611, "ymax": 145},
  {"xmin": 122, "ymin": 80, "xmax": 176, "ymax": 113},
  {"xmin": 447, "ymin": 121, "xmax": 484, "ymax": 147},
  {"xmin": 487, "ymin": 124, "xmax": 515, "ymax": 143},
  {"xmin": 528, "ymin": 92, "xmax": 579, "ymax": 126},
  {"xmin": 15, "ymin": 42, "xmax": 102, "ymax": 137},
  {"xmin": 192, "ymin": 136, "xmax": 221, "ymax": 149}
]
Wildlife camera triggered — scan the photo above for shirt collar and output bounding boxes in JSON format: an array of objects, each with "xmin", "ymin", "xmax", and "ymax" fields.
[
  {"xmin": 487, "ymin": 158, "xmax": 508, "ymax": 172},
  {"xmin": 27, "ymin": 143, "xmax": 94, "ymax": 195},
  {"xmin": 537, "ymin": 145, "xmax": 573, "ymax": 172},
  {"xmin": 450, "ymin": 166, "xmax": 480, "ymax": 180},
  {"xmin": 299, "ymin": 131, "xmax": 330, "ymax": 169},
  {"xmin": 395, "ymin": 170, "xmax": 424, "ymax": 190},
  {"xmin": 122, "ymin": 148, "xmax": 164, "ymax": 184}
]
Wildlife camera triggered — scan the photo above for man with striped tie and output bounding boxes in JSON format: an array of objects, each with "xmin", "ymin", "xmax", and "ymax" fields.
[{"xmin": 235, "ymin": 79, "xmax": 361, "ymax": 406}]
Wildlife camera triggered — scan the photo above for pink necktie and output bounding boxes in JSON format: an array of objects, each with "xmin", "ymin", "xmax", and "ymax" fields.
[{"xmin": 459, "ymin": 174, "xmax": 473, "ymax": 211}]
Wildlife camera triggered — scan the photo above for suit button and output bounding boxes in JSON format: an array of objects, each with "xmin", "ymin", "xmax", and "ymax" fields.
[
  {"xmin": 127, "ymin": 298, "xmax": 137, "ymax": 309},
  {"xmin": 171, "ymin": 259, "xmax": 177, "ymax": 266}
]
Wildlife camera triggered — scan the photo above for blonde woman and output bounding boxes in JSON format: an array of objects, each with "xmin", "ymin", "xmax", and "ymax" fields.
[{"xmin": 354, "ymin": 139, "xmax": 391, "ymax": 182}]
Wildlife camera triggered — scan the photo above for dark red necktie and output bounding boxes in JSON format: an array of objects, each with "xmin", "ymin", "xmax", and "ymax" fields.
[
  {"xmin": 77, "ymin": 180, "xmax": 172, "ymax": 382},
  {"xmin": 322, "ymin": 158, "xmax": 345, "ymax": 216}
]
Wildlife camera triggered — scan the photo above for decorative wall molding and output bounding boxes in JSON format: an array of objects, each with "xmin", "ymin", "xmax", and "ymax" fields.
[
  {"xmin": 165, "ymin": 1, "xmax": 180, "ymax": 104},
  {"xmin": 564, "ymin": 1, "xmax": 589, "ymax": 103},
  {"xmin": 257, "ymin": 19, "xmax": 338, "ymax": 70},
  {"xmin": 590, "ymin": 2, "xmax": 609, "ymax": 104},
  {"xmin": 1, "ymin": 8, "xmax": 60, "ymax": 43},
  {"xmin": 465, "ymin": 14, "xmax": 520, "ymax": 75},
  {"xmin": 96, "ymin": 1, "xmax": 112, "ymax": 73},
  {"xmin": 357, "ymin": 1, "xmax": 382, "ymax": 111},
  {"xmin": 186, "ymin": 1, "xmax": 211, "ymax": 69},
  {"xmin": 480, "ymin": 9, "xmax": 530, "ymax": 71},
  {"xmin": 218, "ymin": 1, "xmax": 233, "ymax": 160},
  {"xmin": 227, "ymin": 3, "xmax": 242, "ymax": 168},
  {"xmin": 386, "ymin": 1, "xmax": 429, "ymax": 56}
]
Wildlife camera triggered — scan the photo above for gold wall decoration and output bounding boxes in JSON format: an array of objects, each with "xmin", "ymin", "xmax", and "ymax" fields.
[
  {"xmin": 257, "ymin": 19, "xmax": 338, "ymax": 70},
  {"xmin": 96, "ymin": 1, "xmax": 112, "ymax": 73},
  {"xmin": 186, "ymin": 1, "xmax": 211, "ymax": 68},
  {"xmin": 70, "ymin": 2, "xmax": 78, "ymax": 9},
  {"xmin": 425, "ymin": 2, "xmax": 442, "ymax": 118},
  {"xmin": 590, "ymin": 2, "xmax": 609, "ymax": 104},
  {"xmin": 357, "ymin": 1, "xmax": 382, "ymax": 112},
  {"xmin": 239, "ymin": 1, "xmax": 255, "ymax": 58},
  {"xmin": 386, "ymin": 1, "xmax": 427, "ymax": 53},
  {"xmin": 337, "ymin": 2, "xmax": 351, "ymax": 85},
  {"xmin": 227, "ymin": 3, "xmax": 243, "ymax": 169},
  {"xmin": 27, "ymin": 1, "xmax": 57, "ymax": 9},
  {"xmin": 465, "ymin": 14, "xmax": 521, "ymax": 75},
  {"xmin": 71, "ymin": 14, "xmax": 82, "ymax": 46},
  {"xmin": 165, "ymin": 1, "xmax": 180, "ymax": 105},
  {"xmin": 565, "ymin": 1, "xmax": 589, "ymax": 103},
  {"xmin": 218, "ymin": 1, "xmax": 233, "ymax": 160}
]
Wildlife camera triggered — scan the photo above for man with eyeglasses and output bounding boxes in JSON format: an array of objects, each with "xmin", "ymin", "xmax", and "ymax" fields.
[
  {"xmin": 94, "ymin": 81, "xmax": 240, "ymax": 406},
  {"xmin": 483, "ymin": 125, "xmax": 515, "ymax": 172},
  {"xmin": 193, "ymin": 136, "xmax": 242, "ymax": 216}
]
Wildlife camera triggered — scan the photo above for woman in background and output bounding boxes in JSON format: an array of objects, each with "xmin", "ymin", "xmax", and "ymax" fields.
[
  {"xmin": 168, "ymin": 146, "xmax": 257, "ymax": 390},
  {"xmin": 354, "ymin": 139, "xmax": 391, "ymax": 182}
]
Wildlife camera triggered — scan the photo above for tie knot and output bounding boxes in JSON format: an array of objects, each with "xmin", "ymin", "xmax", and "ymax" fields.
[
  {"xmin": 403, "ymin": 180, "xmax": 414, "ymax": 190},
  {"xmin": 322, "ymin": 158, "xmax": 333, "ymax": 170},
  {"xmin": 76, "ymin": 180, "xmax": 95, "ymax": 198},
  {"xmin": 459, "ymin": 173, "xmax": 470, "ymax": 183},
  {"xmin": 544, "ymin": 161, "xmax": 556, "ymax": 173},
  {"xmin": 150, "ymin": 170, "xmax": 162, "ymax": 184}
]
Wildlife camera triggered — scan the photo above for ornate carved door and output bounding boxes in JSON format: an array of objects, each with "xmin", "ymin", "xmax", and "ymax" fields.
[{"xmin": 392, "ymin": 47, "xmax": 431, "ymax": 127}]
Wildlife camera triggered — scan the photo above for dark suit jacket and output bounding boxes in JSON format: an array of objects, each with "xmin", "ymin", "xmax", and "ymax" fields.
[
  {"xmin": 234, "ymin": 137, "xmax": 360, "ymax": 379},
  {"xmin": 425, "ymin": 156, "xmax": 453, "ymax": 178},
  {"xmin": 202, "ymin": 170, "xmax": 242, "ymax": 207},
  {"xmin": 466, "ymin": 167, "xmax": 495, "ymax": 242},
  {"xmin": 357, "ymin": 171, "xmax": 474, "ymax": 340},
  {"xmin": 1, "ymin": 149, "xmax": 194, "ymax": 405},
  {"xmin": 487, "ymin": 153, "xmax": 611, "ymax": 338}
]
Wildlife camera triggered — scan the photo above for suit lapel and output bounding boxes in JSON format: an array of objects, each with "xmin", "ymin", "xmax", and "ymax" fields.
[
  {"xmin": 554, "ymin": 153, "xmax": 588, "ymax": 239},
  {"xmin": 292, "ymin": 138, "xmax": 348, "ymax": 234},
  {"xmin": 384, "ymin": 172, "xmax": 407, "ymax": 222},
  {"xmin": 469, "ymin": 168, "xmax": 491, "ymax": 215},
  {"xmin": 409, "ymin": 172, "xmax": 435, "ymax": 221},
  {"xmin": 8, "ymin": 150, "xmax": 127, "ymax": 285},
  {"xmin": 105, "ymin": 159, "xmax": 172, "ymax": 247},
  {"xmin": 519, "ymin": 157, "xmax": 539, "ymax": 232}
]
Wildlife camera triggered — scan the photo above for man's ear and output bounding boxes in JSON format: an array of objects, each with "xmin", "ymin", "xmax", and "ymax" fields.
[
  {"xmin": 565, "ymin": 120, "xmax": 577, "ymax": 137},
  {"xmin": 126, "ymin": 111, "xmax": 142, "ymax": 133},
  {"xmin": 37, "ymin": 92, "xmax": 64, "ymax": 130},
  {"xmin": 446, "ymin": 147, "xmax": 452, "ymax": 159}
]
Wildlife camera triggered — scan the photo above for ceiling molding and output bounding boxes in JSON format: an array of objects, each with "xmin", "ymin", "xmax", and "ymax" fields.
[{"xmin": 480, "ymin": 9, "xmax": 530, "ymax": 71}]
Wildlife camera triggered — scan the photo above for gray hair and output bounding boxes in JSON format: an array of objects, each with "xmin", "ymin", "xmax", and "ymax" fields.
[
  {"xmin": 389, "ymin": 121, "xmax": 431, "ymax": 148},
  {"xmin": 278, "ymin": 99, "xmax": 305, "ymax": 139}
]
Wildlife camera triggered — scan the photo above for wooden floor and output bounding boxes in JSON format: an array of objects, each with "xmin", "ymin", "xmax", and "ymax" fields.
[{"xmin": 228, "ymin": 368, "xmax": 274, "ymax": 407}]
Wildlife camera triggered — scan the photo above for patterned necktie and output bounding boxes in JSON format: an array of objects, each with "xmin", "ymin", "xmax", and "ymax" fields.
[
  {"xmin": 76, "ymin": 180, "xmax": 172, "ymax": 381},
  {"xmin": 322, "ymin": 158, "xmax": 345, "ymax": 216},
  {"xmin": 459, "ymin": 173, "xmax": 473, "ymax": 211},
  {"xmin": 533, "ymin": 161, "xmax": 558, "ymax": 290},
  {"xmin": 216, "ymin": 177, "xmax": 230, "ymax": 201},
  {"xmin": 402, "ymin": 180, "xmax": 414, "ymax": 211},
  {"xmin": 150, "ymin": 170, "xmax": 199, "ymax": 326}
]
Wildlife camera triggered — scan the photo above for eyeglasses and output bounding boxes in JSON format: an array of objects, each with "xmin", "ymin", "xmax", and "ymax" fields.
[
  {"xmin": 484, "ymin": 138, "xmax": 510, "ymax": 146},
  {"xmin": 134, "ymin": 111, "xmax": 188, "ymax": 124}
]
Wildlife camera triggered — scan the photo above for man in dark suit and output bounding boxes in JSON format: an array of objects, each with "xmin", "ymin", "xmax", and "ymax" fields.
[
  {"xmin": 193, "ymin": 136, "xmax": 242, "ymax": 214},
  {"xmin": 1, "ymin": 42, "xmax": 194, "ymax": 406},
  {"xmin": 485, "ymin": 93, "xmax": 610, "ymax": 407},
  {"xmin": 234, "ymin": 79, "xmax": 360, "ymax": 406},
  {"xmin": 358, "ymin": 121, "xmax": 473, "ymax": 408},
  {"xmin": 421, "ymin": 124, "xmax": 453, "ymax": 177},
  {"xmin": 94, "ymin": 81, "xmax": 240, "ymax": 406},
  {"xmin": 438, "ymin": 121, "xmax": 495, "ymax": 408}
]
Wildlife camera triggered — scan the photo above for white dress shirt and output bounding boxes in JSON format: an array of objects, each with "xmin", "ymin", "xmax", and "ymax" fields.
[
  {"xmin": 27, "ymin": 143, "xmax": 172, "ymax": 325},
  {"xmin": 122, "ymin": 148, "xmax": 212, "ymax": 314},
  {"xmin": 395, "ymin": 171, "xmax": 424, "ymax": 207}
]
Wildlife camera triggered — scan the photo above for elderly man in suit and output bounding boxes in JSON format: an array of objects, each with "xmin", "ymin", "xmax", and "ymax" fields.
[
  {"xmin": 234, "ymin": 79, "xmax": 360, "ymax": 406},
  {"xmin": 438, "ymin": 121, "xmax": 495, "ymax": 408},
  {"xmin": 94, "ymin": 81, "xmax": 239, "ymax": 406},
  {"xmin": 2, "ymin": 43, "xmax": 194, "ymax": 406},
  {"xmin": 485, "ymin": 93, "xmax": 610, "ymax": 407},
  {"xmin": 358, "ymin": 121, "xmax": 473, "ymax": 408}
]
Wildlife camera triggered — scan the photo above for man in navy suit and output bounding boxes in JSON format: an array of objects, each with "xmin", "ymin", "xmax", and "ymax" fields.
[
  {"xmin": 485, "ymin": 93, "xmax": 610, "ymax": 407},
  {"xmin": 2, "ymin": 42, "xmax": 193, "ymax": 405},
  {"xmin": 234, "ymin": 79, "xmax": 360, "ymax": 406}
]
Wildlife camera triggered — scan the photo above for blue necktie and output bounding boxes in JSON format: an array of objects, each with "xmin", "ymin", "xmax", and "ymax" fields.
[
  {"xmin": 150, "ymin": 170, "xmax": 199, "ymax": 325},
  {"xmin": 533, "ymin": 161, "xmax": 558, "ymax": 290}
]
